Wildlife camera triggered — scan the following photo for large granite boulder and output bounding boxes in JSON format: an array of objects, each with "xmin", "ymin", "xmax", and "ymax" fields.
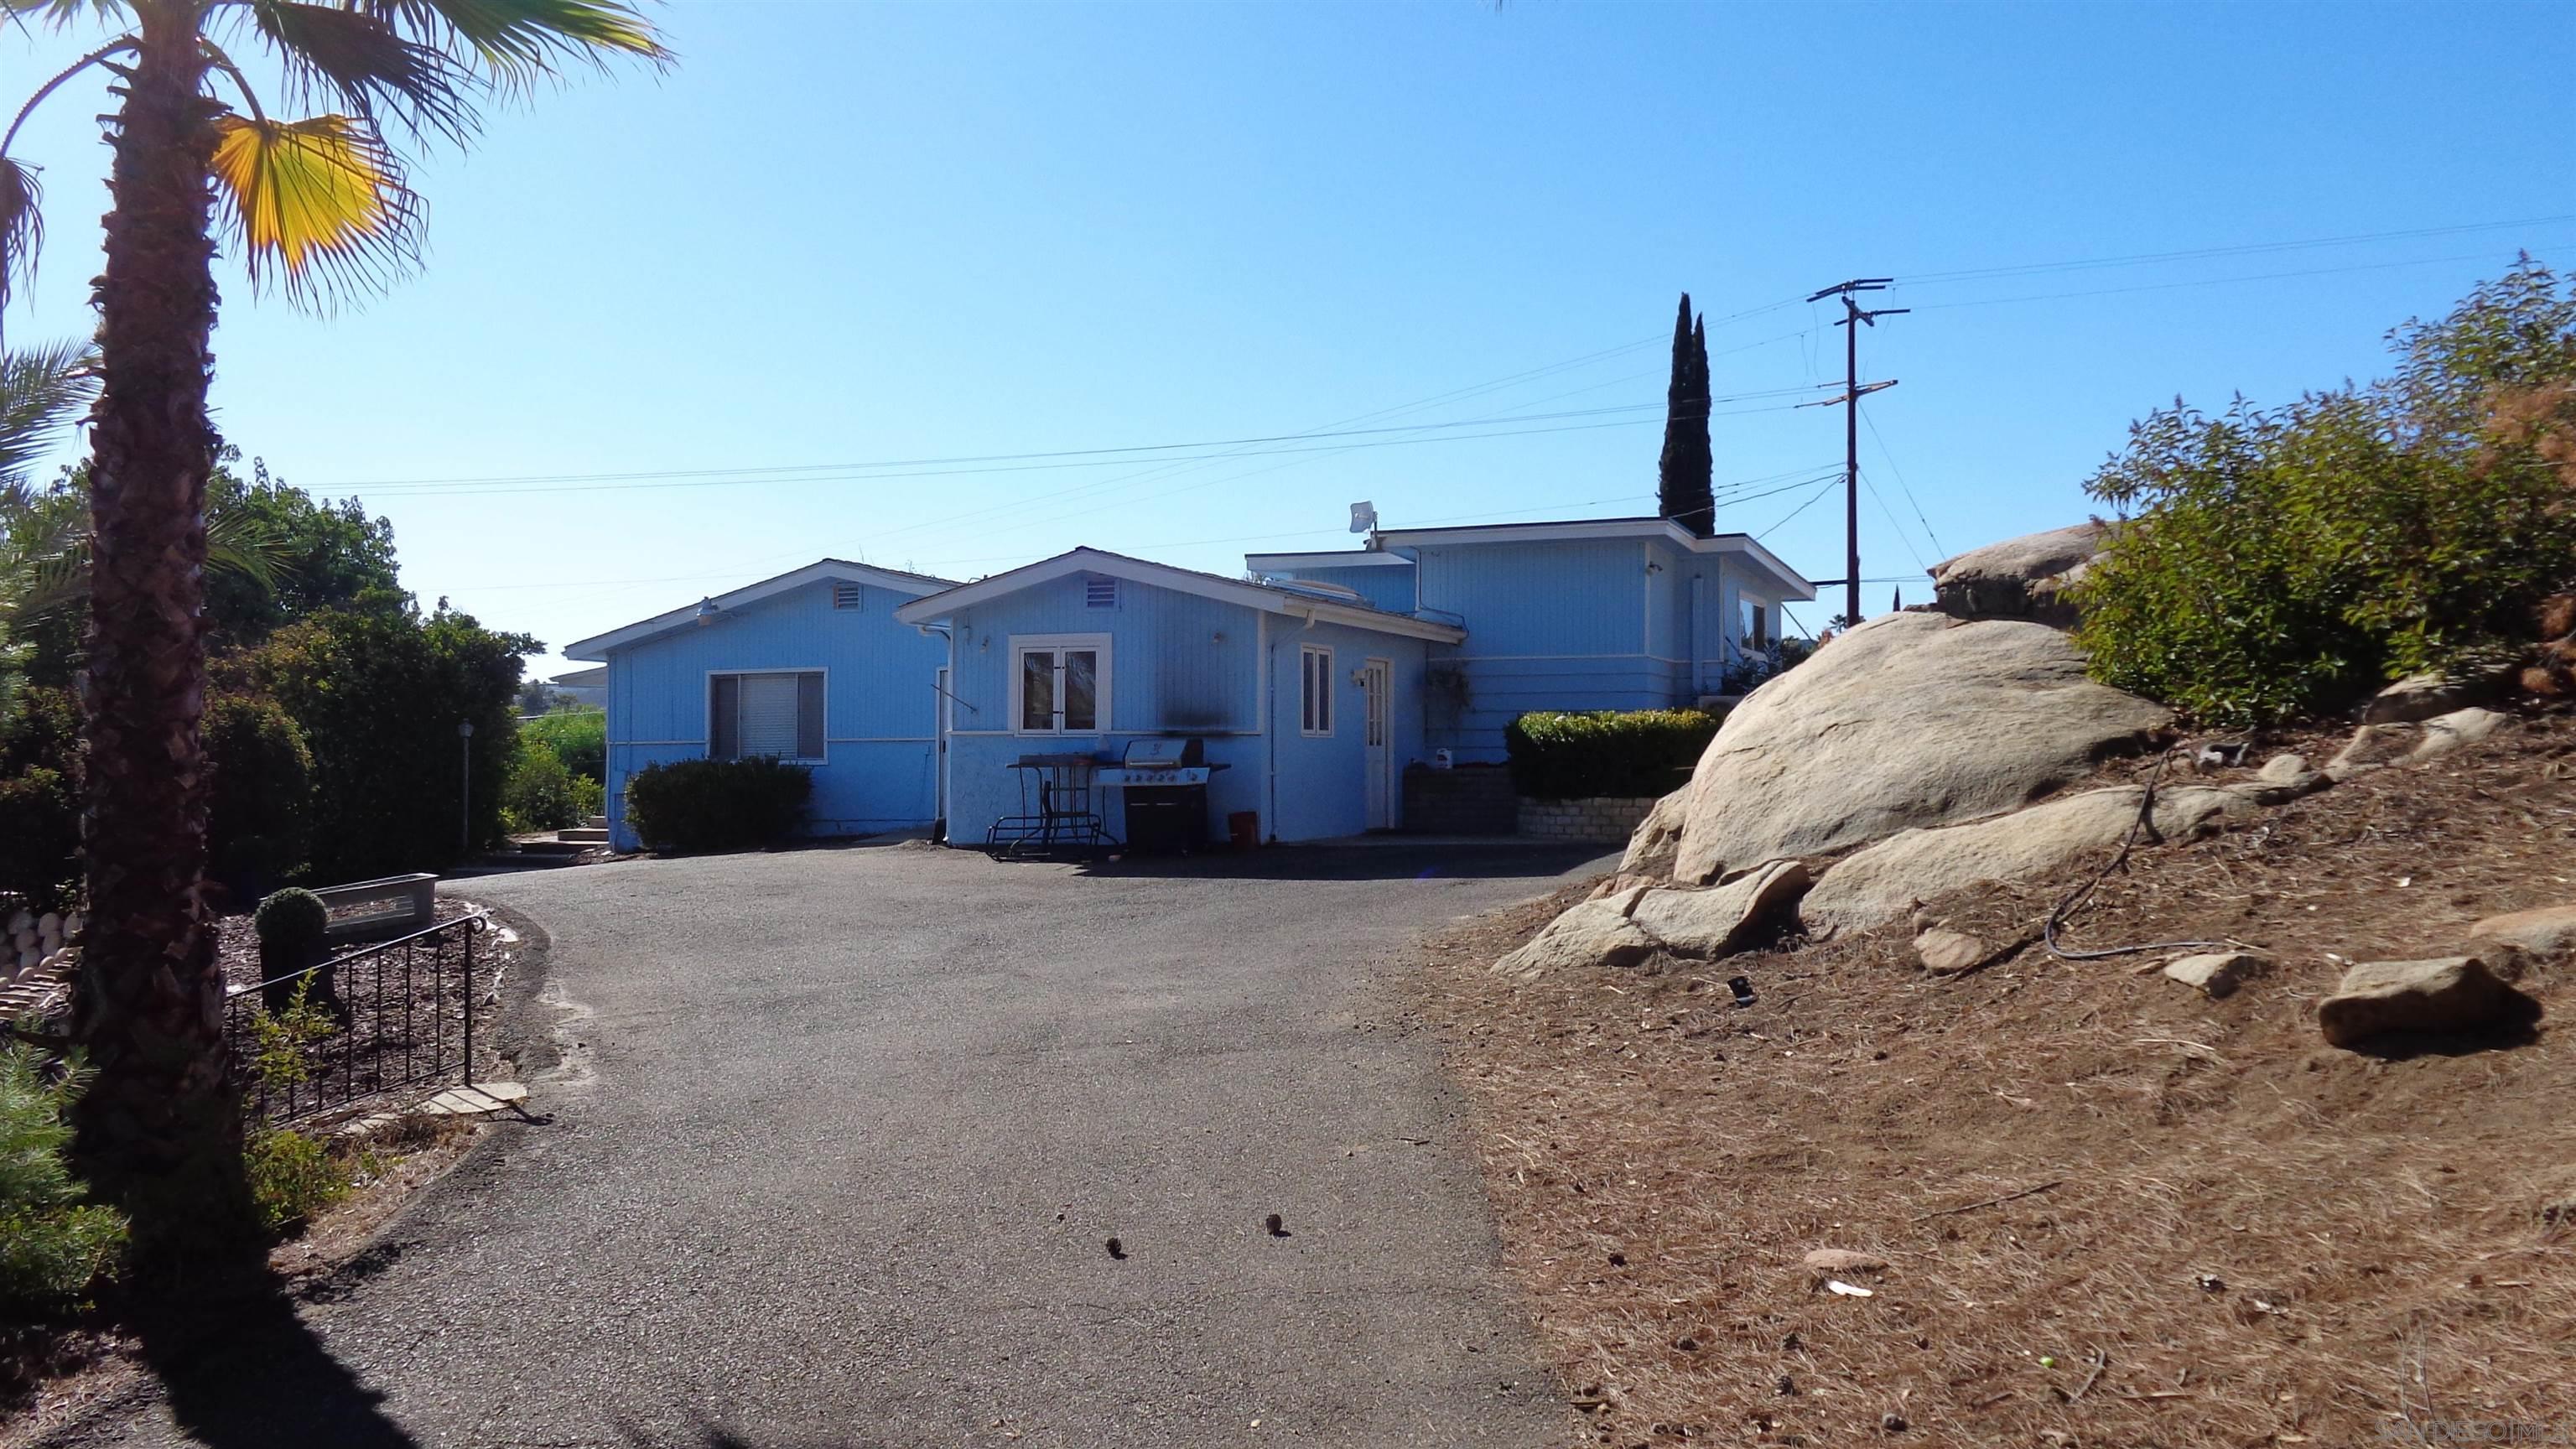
[
  {"xmin": 1928, "ymin": 522, "xmax": 2107, "ymax": 626},
  {"xmin": 1799, "ymin": 784, "xmax": 2249, "ymax": 934},
  {"xmin": 1667, "ymin": 612, "xmax": 2173, "ymax": 886},
  {"xmin": 1496, "ymin": 861, "xmax": 1812, "ymax": 981}
]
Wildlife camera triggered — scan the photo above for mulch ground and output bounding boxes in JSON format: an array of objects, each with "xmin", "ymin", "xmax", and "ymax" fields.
[{"xmin": 1413, "ymin": 710, "xmax": 2576, "ymax": 1448}]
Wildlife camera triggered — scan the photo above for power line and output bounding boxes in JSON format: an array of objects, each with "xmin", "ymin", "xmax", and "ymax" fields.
[
  {"xmin": 1896, "ymin": 213, "xmax": 2575, "ymax": 287},
  {"xmin": 1903, "ymin": 242, "xmax": 2569, "ymax": 314},
  {"xmin": 1860, "ymin": 473, "xmax": 1928, "ymax": 573},
  {"xmin": 1754, "ymin": 475, "xmax": 1841, "ymax": 540},
  {"xmin": 1805, "ymin": 278, "xmax": 1907, "ymax": 627},
  {"xmin": 1859, "ymin": 408, "xmax": 1945, "ymax": 558}
]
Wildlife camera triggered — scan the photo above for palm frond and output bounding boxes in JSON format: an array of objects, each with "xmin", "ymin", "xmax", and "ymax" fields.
[
  {"xmin": 0, "ymin": 155, "xmax": 40, "ymax": 314},
  {"xmin": 0, "ymin": 340, "xmax": 96, "ymax": 488},
  {"xmin": 206, "ymin": 498, "xmax": 288, "ymax": 595},
  {"xmin": 209, "ymin": 112, "xmax": 424, "ymax": 309},
  {"xmin": 0, "ymin": 1, "xmax": 129, "ymax": 26},
  {"xmin": 245, "ymin": 0, "xmax": 477, "ymax": 144},
  {"xmin": 362, "ymin": 0, "xmax": 669, "ymax": 90}
]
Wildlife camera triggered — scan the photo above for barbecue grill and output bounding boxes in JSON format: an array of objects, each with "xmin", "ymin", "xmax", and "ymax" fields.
[{"xmin": 1097, "ymin": 737, "xmax": 1228, "ymax": 854}]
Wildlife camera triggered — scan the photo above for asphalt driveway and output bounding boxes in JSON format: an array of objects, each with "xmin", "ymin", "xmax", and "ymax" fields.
[{"xmin": 70, "ymin": 840, "xmax": 1602, "ymax": 1449}]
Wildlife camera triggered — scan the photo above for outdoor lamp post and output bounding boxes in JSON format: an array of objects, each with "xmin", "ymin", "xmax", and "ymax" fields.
[{"xmin": 459, "ymin": 719, "xmax": 476, "ymax": 856}]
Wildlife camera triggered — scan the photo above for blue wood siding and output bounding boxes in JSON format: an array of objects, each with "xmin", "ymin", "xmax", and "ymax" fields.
[
  {"xmin": 1267, "ymin": 563, "xmax": 1417, "ymax": 613},
  {"xmin": 1413, "ymin": 538, "xmax": 1680, "ymax": 761},
  {"xmin": 937, "ymin": 571, "xmax": 1431, "ymax": 845},
  {"xmin": 941, "ymin": 571, "xmax": 1267, "ymax": 846},
  {"xmin": 602, "ymin": 578, "xmax": 947, "ymax": 849}
]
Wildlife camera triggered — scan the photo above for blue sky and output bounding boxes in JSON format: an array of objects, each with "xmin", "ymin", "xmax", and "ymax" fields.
[{"xmin": 9, "ymin": 1, "xmax": 2573, "ymax": 677}]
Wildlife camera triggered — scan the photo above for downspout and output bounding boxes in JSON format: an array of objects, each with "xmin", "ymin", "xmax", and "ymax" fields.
[{"xmin": 1258, "ymin": 611, "xmax": 1275, "ymax": 843}]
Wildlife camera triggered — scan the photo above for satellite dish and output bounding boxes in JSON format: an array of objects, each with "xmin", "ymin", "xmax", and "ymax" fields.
[{"xmin": 1348, "ymin": 501, "xmax": 1377, "ymax": 534}]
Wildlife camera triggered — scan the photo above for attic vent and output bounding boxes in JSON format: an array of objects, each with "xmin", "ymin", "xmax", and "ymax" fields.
[
  {"xmin": 1084, "ymin": 576, "xmax": 1119, "ymax": 609},
  {"xmin": 832, "ymin": 583, "xmax": 864, "ymax": 610}
]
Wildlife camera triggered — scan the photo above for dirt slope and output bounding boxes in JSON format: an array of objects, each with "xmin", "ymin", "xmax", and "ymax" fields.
[{"xmin": 1416, "ymin": 713, "xmax": 2576, "ymax": 1448}]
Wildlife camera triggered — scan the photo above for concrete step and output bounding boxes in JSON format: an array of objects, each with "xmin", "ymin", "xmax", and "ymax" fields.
[
  {"xmin": 557, "ymin": 827, "xmax": 610, "ymax": 844},
  {"xmin": 583, "ymin": 814, "xmax": 609, "ymax": 830}
]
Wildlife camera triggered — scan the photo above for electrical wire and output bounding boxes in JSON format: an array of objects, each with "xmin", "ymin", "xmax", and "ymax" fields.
[{"xmin": 1859, "ymin": 408, "xmax": 1946, "ymax": 558}]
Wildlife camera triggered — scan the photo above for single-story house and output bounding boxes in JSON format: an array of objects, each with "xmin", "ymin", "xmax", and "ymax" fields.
[
  {"xmin": 1246, "ymin": 517, "xmax": 1815, "ymax": 761},
  {"xmin": 567, "ymin": 516, "xmax": 1815, "ymax": 851},
  {"xmin": 890, "ymin": 548, "xmax": 1465, "ymax": 844},
  {"xmin": 563, "ymin": 559, "xmax": 958, "ymax": 852}
]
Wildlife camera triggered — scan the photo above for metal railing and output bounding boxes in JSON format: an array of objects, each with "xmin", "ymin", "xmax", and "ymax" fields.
[{"xmin": 223, "ymin": 910, "xmax": 490, "ymax": 1124}]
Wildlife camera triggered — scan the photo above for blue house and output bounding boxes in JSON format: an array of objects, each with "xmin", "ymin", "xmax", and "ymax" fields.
[
  {"xmin": 563, "ymin": 560, "xmax": 957, "ymax": 852},
  {"xmin": 891, "ymin": 548, "xmax": 1466, "ymax": 844},
  {"xmin": 1247, "ymin": 517, "xmax": 1815, "ymax": 761},
  {"xmin": 568, "ymin": 516, "xmax": 1813, "ymax": 851}
]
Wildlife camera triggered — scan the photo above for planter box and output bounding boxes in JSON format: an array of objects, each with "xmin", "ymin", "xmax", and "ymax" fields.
[
  {"xmin": 315, "ymin": 873, "xmax": 439, "ymax": 944},
  {"xmin": 1514, "ymin": 794, "xmax": 1660, "ymax": 846},
  {"xmin": 1401, "ymin": 764, "xmax": 1519, "ymax": 835}
]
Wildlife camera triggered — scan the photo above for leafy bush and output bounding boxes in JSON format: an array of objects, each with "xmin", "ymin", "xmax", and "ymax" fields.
[
  {"xmin": 242, "ymin": 1128, "xmax": 349, "ymax": 1232},
  {"xmin": 1505, "ymin": 709, "xmax": 1719, "ymax": 801},
  {"xmin": 205, "ymin": 693, "xmax": 314, "ymax": 892},
  {"xmin": 571, "ymin": 773, "xmax": 605, "ymax": 822},
  {"xmin": 625, "ymin": 756, "xmax": 813, "ymax": 853},
  {"xmin": 2075, "ymin": 262, "xmax": 2576, "ymax": 725},
  {"xmin": 252, "ymin": 888, "xmax": 335, "ymax": 1015},
  {"xmin": 500, "ymin": 736, "xmax": 582, "ymax": 834},
  {"xmin": 220, "ymin": 597, "xmax": 538, "ymax": 878},
  {"xmin": 0, "ymin": 1041, "xmax": 128, "ymax": 1312},
  {"xmin": 1716, "ymin": 637, "xmax": 1816, "ymax": 697},
  {"xmin": 520, "ymin": 708, "xmax": 604, "ymax": 783},
  {"xmin": 0, "ymin": 684, "xmax": 80, "ymax": 911}
]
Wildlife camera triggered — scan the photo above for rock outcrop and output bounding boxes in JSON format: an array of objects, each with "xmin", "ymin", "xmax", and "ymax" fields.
[
  {"xmin": 2467, "ymin": 904, "xmax": 2576, "ymax": 963},
  {"xmin": 1798, "ymin": 784, "xmax": 2247, "ymax": 935},
  {"xmin": 1927, "ymin": 522, "xmax": 2107, "ymax": 626},
  {"xmin": 1497, "ymin": 860, "xmax": 1811, "ymax": 980},
  {"xmin": 1667, "ymin": 613, "xmax": 2172, "ymax": 886}
]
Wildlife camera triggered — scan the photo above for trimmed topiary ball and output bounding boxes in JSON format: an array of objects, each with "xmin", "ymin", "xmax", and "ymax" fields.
[{"xmin": 252, "ymin": 887, "xmax": 330, "ymax": 952}]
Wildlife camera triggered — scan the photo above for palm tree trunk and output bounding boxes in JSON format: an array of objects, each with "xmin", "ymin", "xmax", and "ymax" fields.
[{"xmin": 71, "ymin": 1, "xmax": 251, "ymax": 1249}]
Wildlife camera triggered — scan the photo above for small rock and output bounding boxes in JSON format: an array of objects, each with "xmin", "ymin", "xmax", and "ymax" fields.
[
  {"xmin": 2257, "ymin": 752, "xmax": 2311, "ymax": 785},
  {"xmin": 1803, "ymin": 1248, "xmax": 1889, "ymax": 1274},
  {"xmin": 2316, "ymin": 955, "xmax": 2541, "ymax": 1049},
  {"xmin": 2361, "ymin": 671, "xmax": 2486, "ymax": 724},
  {"xmin": 2325, "ymin": 723, "xmax": 2418, "ymax": 780},
  {"xmin": 1881, "ymin": 1413, "xmax": 1909, "ymax": 1433},
  {"xmin": 2467, "ymin": 904, "xmax": 2576, "ymax": 963},
  {"xmin": 2161, "ymin": 950, "xmax": 2271, "ymax": 999},
  {"xmin": 2411, "ymin": 707, "xmax": 2506, "ymax": 763},
  {"xmin": 1913, "ymin": 927, "xmax": 1991, "ymax": 974},
  {"xmin": 35, "ymin": 911, "xmax": 60, "ymax": 939},
  {"xmin": 1492, "ymin": 893, "xmax": 1659, "ymax": 981}
]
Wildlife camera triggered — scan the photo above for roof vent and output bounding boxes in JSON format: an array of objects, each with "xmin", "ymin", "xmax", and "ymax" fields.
[
  {"xmin": 831, "ymin": 583, "xmax": 864, "ymax": 610},
  {"xmin": 1084, "ymin": 576, "xmax": 1119, "ymax": 609}
]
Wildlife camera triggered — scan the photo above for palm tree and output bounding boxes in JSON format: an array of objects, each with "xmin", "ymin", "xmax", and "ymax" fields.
[{"xmin": 0, "ymin": 1, "xmax": 667, "ymax": 1249}]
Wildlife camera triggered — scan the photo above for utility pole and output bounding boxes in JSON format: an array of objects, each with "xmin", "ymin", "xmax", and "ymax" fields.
[{"xmin": 1804, "ymin": 279, "xmax": 1906, "ymax": 626}]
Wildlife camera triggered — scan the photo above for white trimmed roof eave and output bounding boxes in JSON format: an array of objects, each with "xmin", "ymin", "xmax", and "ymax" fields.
[
  {"xmin": 563, "ymin": 559, "xmax": 955, "ymax": 661},
  {"xmin": 892, "ymin": 548, "xmax": 1467, "ymax": 644}
]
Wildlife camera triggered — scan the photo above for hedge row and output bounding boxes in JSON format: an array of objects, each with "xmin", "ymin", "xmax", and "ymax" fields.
[
  {"xmin": 1504, "ymin": 709, "xmax": 1718, "ymax": 802},
  {"xmin": 624, "ymin": 756, "xmax": 813, "ymax": 854}
]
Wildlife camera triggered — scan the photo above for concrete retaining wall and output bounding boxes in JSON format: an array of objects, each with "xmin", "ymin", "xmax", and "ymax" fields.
[{"xmin": 1514, "ymin": 794, "xmax": 1659, "ymax": 846}]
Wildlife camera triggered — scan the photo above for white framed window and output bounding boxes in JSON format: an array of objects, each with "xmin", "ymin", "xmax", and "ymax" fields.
[
  {"xmin": 1011, "ymin": 634, "xmax": 1110, "ymax": 735},
  {"xmin": 1739, "ymin": 595, "xmax": 1770, "ymax": 650},
  {"xmin": 1300, "ymin": 644, "xmax": 1334, "ymax": 736},
  {"xmin": 709, "ymin": 670, "xmax": 824, "ymax": 761}
]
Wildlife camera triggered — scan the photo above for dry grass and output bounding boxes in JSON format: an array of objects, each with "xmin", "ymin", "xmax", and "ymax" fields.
[{"xmin": 1415, "ymin": 712, "xmax": 2576, "ymax": 1447}]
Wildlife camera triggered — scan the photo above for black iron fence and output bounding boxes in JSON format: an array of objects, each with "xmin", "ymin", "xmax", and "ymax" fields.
[{"xmin": 223, "ymin": 911, "xmax": 490, "ymax": 1124}]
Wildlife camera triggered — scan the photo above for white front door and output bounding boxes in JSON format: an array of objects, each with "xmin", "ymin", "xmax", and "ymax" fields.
[{"xmin": 1361, "ymin": 658, "xmax": 1393, "ymax": 831}]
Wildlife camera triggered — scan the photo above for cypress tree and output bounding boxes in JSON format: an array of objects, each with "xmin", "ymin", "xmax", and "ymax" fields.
[{"xmin": 1658, "ymin": 294, "xmax": 1716, "ymax": 535}]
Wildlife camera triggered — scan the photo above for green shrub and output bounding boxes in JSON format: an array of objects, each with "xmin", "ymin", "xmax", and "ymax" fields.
[
  {"xmin": 499, "ymin": 736, "xmax": 581, "ymax": 834},
  {"xmin": 0, "ymin": 685, "xmax": 80, "ymax": 911},
  {"xmin": 205, "ymin": 693, "xmax": 314, "ymax": 892},
  {"xmin": 252, "ymin": 888, "xmax": 333, "ymax": 1015},
  {"xmin": 242, "ymin": 1128, "xmax": 349, "ymax": 1232},
  {"xmin": 0, "ymin": 1041, "xmax": 129, "ymax": 1312},
  {"xmin": 520, "ymin": 708, "xmax": 605, "ymax": 782},
  {"xmin": 2075, "ymin": 262, "xmax": 2576, "ymax": 725},
  {"xmin": 1504, "ymin": 709, "xmax": 1719, "ymax": 801},
  {"xmin": 570, "ymin": 773, "xmax": 605, "ymax": 822},
  {"xmin": 219, "ymin": 598, "xmax": 538, "ymax": 879},
  {"xmin": 624, "ymin": 756, "xmax": 813, "ymax": 853}
]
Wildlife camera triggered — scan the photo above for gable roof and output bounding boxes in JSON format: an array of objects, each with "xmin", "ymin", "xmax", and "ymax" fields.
[
  {"xmin": 892, "ymin": 547, "xmax": 1467, "ymax": 643},
  {"xmin": 563, "ymin": 558, "xmax": 955, "ymax": 661},
  {"xmin": 1253, "ymin": 517, "xmax": 1816, "ymax": 602}
]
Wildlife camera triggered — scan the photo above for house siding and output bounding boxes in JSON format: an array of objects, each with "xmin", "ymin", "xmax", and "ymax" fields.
[
  {"xmin": 1411, "ymin": 538, "xmax": 1670, "ymax": 761},
  {"xmin": 602, "ymin": 579, "xmax": 946, "ymax": 849},
  {"xmin": 1270, "ymin": 563, "xmax": 1417, "ymax": 614},
  {"xmin": 1263, "ymin": 618, "xmax": 1431, "ymax": 842},
  {"xmin": 942, "ymin": 572, "xmax": 1266, "ymax": 847}
]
